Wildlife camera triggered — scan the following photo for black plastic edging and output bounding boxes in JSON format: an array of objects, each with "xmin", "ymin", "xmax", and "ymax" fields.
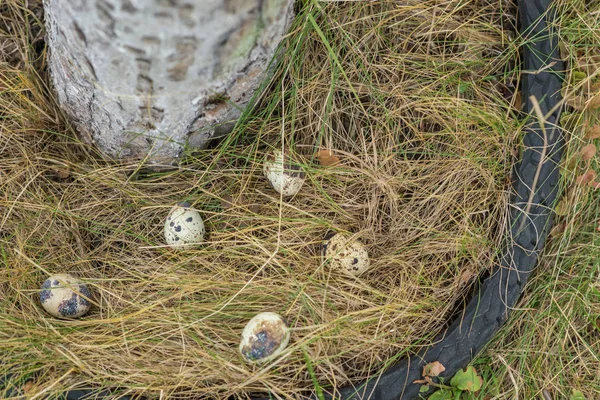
[{"xmin": 1, "ymin": 1, "xmax": 564, "ymax": 399}]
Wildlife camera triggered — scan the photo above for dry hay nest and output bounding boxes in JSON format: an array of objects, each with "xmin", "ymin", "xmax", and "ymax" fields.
[{"xmin": 0, "ymin": 1, "xmax": 526, "ymax": 399}]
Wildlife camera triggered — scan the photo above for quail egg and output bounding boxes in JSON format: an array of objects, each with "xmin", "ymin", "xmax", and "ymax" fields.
[
  {"xmin": 164, "ymin": 201, "xmax": 205, "ymax": 247},
  {"xmin": 322, "ymin": 232, "xmax": 370, "ymax": 276},
  {"xmin": 263, "ymin": 149, "xmax": 305, "ymax": 197},
  {"xmin": 239, "ymin": 312, "xmax": 291, "ymax": 364},
  {"xmin": 40, "ymin": 274, "xmax": 91, "ymax": 318}
]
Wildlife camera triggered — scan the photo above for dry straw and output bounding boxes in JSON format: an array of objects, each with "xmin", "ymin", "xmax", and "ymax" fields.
[{"xmin": 1, "ymin": 0, "xmax": 520, "ymax": 398}]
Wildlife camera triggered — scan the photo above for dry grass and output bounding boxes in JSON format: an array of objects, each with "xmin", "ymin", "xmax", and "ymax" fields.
[{"xmin": 0, "ymin": 1, "xmax": 520, "ymax": 399}]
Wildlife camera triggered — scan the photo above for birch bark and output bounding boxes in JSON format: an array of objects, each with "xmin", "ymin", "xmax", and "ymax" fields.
[{"xmin": 43, "ymin": 0, "xmax": 293, "ymax": 163}]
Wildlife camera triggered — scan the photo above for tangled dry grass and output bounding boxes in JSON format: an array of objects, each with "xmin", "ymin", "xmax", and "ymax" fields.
[{"xmin": 0, "ymin": 1, "xmax": 520, "ymax": 398}]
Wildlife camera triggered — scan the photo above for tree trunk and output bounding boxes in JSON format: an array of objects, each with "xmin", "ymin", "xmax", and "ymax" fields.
[{"xmin": 43, "ymin": 0, "xmax": 294, "ymax": 164}]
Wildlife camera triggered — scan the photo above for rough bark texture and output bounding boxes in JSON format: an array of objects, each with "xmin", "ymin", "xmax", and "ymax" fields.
[{"xmin": 43, "ymin": 0, "xmax": 294, "ymax": 164}]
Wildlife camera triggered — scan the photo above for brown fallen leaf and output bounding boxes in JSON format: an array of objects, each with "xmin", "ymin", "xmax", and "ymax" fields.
[
  {"xmin": 458, "ymin": 268, "xmax": 476, "ymax": 287},
  {"xmin": 316, "ymin": 149, "xmax": 340, "ymax": 167},
  {"xmin": 248, "ymin": 203, "xmax": 261, "ymax": 214},
  {"xmin": 577, "ymin": 170, "xmax": 600, "ymax": 189},
  {"xmin": 564, "ymin": 92, "xmax": 586, "ymax": 110},
  {"xmin": 413, "ymin": 376, "xmax": 432, "ymax": 385},
  {"xmin": 585, "ymin": 124, "xmax": 600, "ymax": 140},
  {"xmin": 549, "ymin": 222, "xmax": 566, "ymax": 238},
  {"xmin": 51, "ymin": 166, "xmax": 71, "ymax": 179},
  {"xmin": 423, "ymin": 361, "xmax": 446, "ymax": 378},
  {"xmin": 581, "ymin": 143, "xmax": 597, "ymax": 161},
  {"xmin": 22, "ymin": 381, "xmax": 34, "ymax": 394},
  {"xmin": 576, "ymin": 169, "xmax": 597, "ymax": 186},
  {"xmin": 590, "ymin": 95, "xmax": 600, "ymax": 109}
]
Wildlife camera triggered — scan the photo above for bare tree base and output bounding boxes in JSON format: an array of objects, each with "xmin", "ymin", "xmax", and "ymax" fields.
[{"xmin": 44, "ymin": 0, "xmax": 293, "ymax": 164}]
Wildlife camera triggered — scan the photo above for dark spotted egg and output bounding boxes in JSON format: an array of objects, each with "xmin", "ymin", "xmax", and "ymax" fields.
[
  {"xmin": 322, "ymin": 232, "xmax": 370, "ymax": 276},
  {"xmin": 239, "ymin": 312, "xmax": 291, "ymax": 364},
  {"xmin": 40, "ymin": 274, "xmax": 91, "ymax": 318},
  {"xmin": 164, "ymin": 201, "xmax": 205, "ymax": 248}
]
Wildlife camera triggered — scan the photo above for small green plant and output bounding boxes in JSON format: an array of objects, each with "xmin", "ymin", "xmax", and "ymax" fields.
[
  {"xmin": 570, "ymin": 389, "xmax": 587, "ymax": 400},
  {"xmin": 418, "ymin": 364, "xmax": 483, "ymax": 400}
]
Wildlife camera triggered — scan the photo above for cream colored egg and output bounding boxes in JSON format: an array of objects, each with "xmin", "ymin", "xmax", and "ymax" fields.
[
  {"xmin": 263, "ymin": 149, "xmax": 305, "ymax": 197},
  {"xmin": 239, "ymin": 312, "xmax": 291, "ymax": 364},
  {"xmin": 164, "ymin": 202, "xmax": 205, "ymax": 247},
  {"xmin": 322, "ymin": 233, "xmax": 370, "ymax": 276},
  {"xmin": 40, "ymin": 274, "xmax": 91, "ymax": 318}
]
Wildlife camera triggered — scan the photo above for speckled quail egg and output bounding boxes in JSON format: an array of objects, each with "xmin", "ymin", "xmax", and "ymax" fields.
[
  {"xmin": 40, "ymin": 274, "xmax": 91, "ymax": 319},
  {"xmin": 322, "ymin": 232, "xmax": 371, "ymax": 276},
  {"xmin": 164, "ymin": 201, "xmax": 205, "ymax": 247},
  {"xmin": 239, "ymin": 312, "xmax": 291, "ymax": 364},
  {"xmin": 263, "ymin": 149, "xmax": 306, "ymax": 197}
]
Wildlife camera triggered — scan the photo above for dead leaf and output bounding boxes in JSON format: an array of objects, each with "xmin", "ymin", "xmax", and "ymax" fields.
[
  {"xmin": 596, "ymin": 220, "xmax": 600, "ymax": 232},
  {"xmin": 590, "ymin": 95, "xmax": 600, "ymax": 109},
  {"xmin": 458, "ymin": 269, "xmax": 476, "ymax": 286},
  {"xmin": 56, "ymin": 169, "xmax": 70, "ymax": 179},
  {"xmin": 575, "ymin": 169, "xmax": 600, "ymax": 189},
  {"xmin": 563, "ymin": 90, "xmax": 586, "ymax": 111},
  {"xmin": 585, "ymin": 124, "xmax": 600, "ymax": 140},
  {"xmin": 566, "ymin": 155, "xmax": 578, "ymax": 170},
  {"xmin": 248, "ymin": 203, "xmax": 261, "ymax": 214},
  {"xmin": 576, "ymin": 169, "xmax": 597, "ymax": 185},
  {"xmin": 51, "ymin": 166, "xmax": 70, "ymax": 179},
  {"xmin": 22, "ymin": 381, "xmax": 34, "ymax": 394},
  {"xmin": 413, "ymin": 376, "xmax": 432, "ymax": 385},
  {"xmin": 577, "ymin": 59, "xmax": 593, "ymax": 76},
  {"xmin": 549, "ymin": 222, "xmax": 566, "ymax": 238},
  {"xmin": 423, "ymin": 361, "xmax": 446, "ymax": 378},
  {"xmin": 513, "ymin": 91, "xmax": 522, "ymax": 110},
  {"xmin": 316, "ymin": 149, "xmax": 340, "ymax": 167},
  {"xmin": 581, "ymin": 144, "xmax": 597, "ymax": 161}
]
